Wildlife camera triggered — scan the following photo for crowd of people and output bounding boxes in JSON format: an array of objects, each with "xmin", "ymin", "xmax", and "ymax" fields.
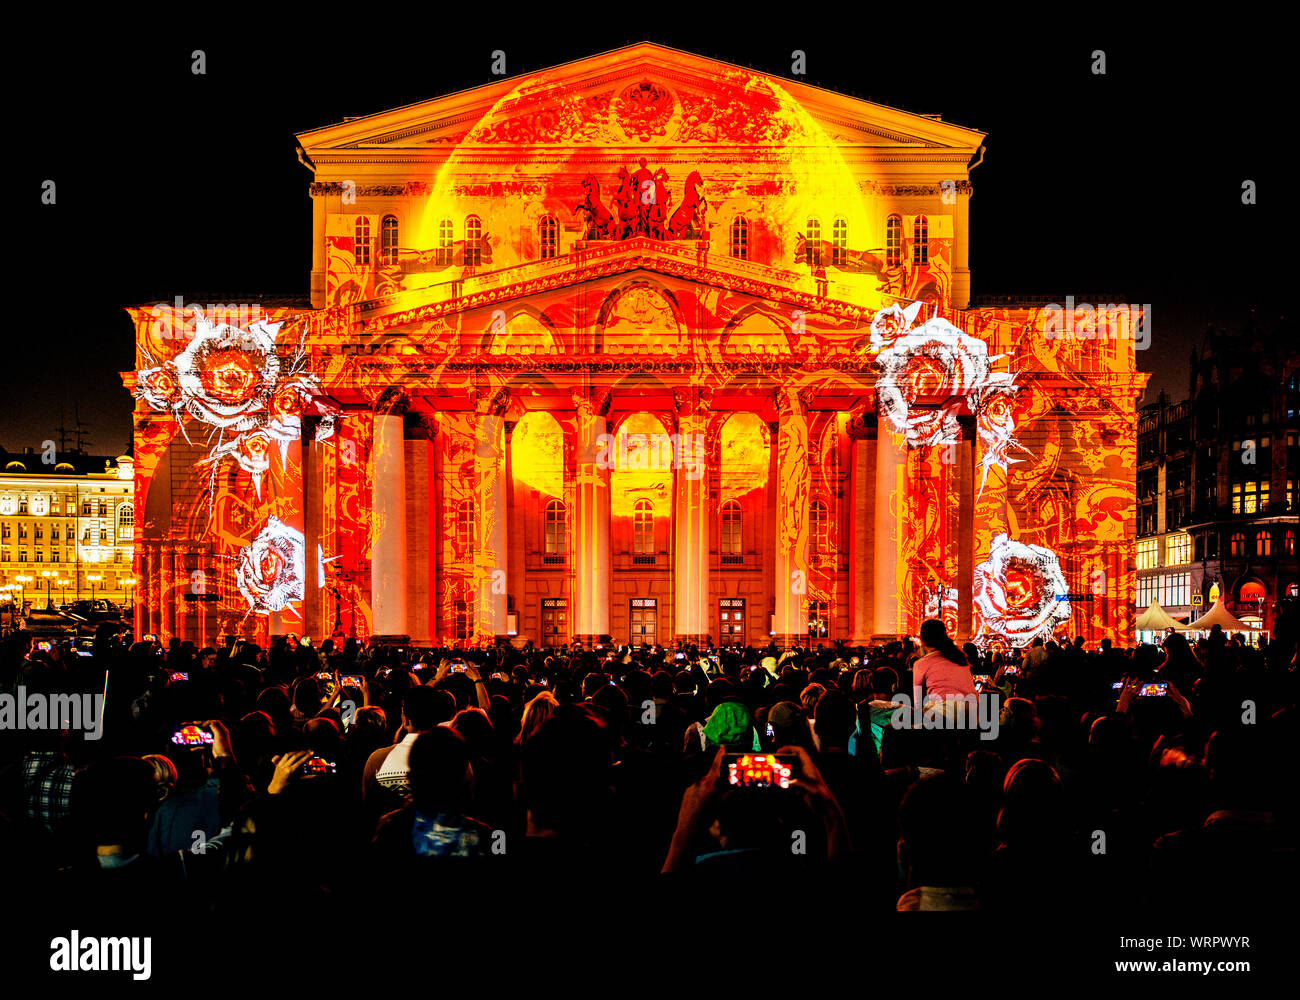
[{"xmin": 1, "ymin": 616, "xmax": 1295, "ymax": 923}]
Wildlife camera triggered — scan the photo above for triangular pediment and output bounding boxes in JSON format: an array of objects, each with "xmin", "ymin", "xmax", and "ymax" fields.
[{"xmin": 297, "ymin": 42, "xmax": 984, "ymax": 157}]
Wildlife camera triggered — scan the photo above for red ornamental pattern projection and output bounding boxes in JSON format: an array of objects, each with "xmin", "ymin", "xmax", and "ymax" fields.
[{"xmin": 124, "ymin": 44, "xmax": 1144, "ymax": 649}]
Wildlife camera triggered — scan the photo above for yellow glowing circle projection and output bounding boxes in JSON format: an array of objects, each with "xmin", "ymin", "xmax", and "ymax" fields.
[
  {"xmin": 609, "ymin": 412, "xmax": 674, "ymax": 519},
  {"xmin": 410, "ymin": 52, "xmax": 905, "ymax": 316},
  {"xmin": 721, "ymin": 413, "xmax": 769, "ymax": 502},
  {"xmin": 510, "ymin": 411, "xmax": 564, "ymax": 499}
]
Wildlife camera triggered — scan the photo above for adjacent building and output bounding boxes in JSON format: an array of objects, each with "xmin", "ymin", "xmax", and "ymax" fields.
[
  {"xmin": 0, "ymin": 450, "xmax": 136, "ymax": 611},
  {"xmin": 1137, "ymin": 323, "xmax": 1300, "ymax": 635}
]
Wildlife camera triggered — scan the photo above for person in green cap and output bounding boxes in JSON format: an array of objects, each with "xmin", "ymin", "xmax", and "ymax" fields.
[{"xmin": 702, "ymin": 699, "xmax": 760, "ymax": 751}]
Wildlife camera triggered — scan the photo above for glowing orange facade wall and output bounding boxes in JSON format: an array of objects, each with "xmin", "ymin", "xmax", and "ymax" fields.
[{"xmin": 124, "ymin": 44, "xmax": 1145, "ymax": 649}]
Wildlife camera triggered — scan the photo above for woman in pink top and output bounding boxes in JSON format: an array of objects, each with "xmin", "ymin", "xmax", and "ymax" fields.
[{"xmin": 912, "ymin": 619, "xmax": 977, "ymax": 702}]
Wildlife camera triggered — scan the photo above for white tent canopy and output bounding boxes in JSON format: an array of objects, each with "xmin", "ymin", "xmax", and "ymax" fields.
[
  {"xmin": 1185, "ymin": 598, "xmax": 1258, "ymax": 632},
  {"xmin": 1134, "ymin": 600, "xmax": 1187, "ymax": 631}
]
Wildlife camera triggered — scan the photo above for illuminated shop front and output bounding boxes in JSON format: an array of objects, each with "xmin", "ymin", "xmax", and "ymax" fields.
[{"xmin": 123, "ymin": 44, "xmax": 1143, "ymax": 649}]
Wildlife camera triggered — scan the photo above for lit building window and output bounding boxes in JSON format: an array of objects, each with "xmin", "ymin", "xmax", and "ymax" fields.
[
  {"xmin": 539, "ymin": 216, "xmax": 558, "ymax": 259},
  {"xmin": 545, "ymin": 499, "xmax": 566, "ymax": 555},
  {"xmin": 437, "ymin": 219, "xmax": 454, "ymax": 266},
  {"xmin": 1165, "ymin": 533, "xmax": 1191, "ymax": 566},
  {"xmin": 805, "ymin": 218, "xmax": 821, "ymax": 267},
  {"xmin": 832, "ymin": 217, "xmax": 848, "ymax": 267},
  {"xmin": 807, "ymin": 600, "xmax": 829, "ymax": 638},
  {"xmin": 913, "ymin": 215, "xmax": 929, "ymax": 265},
  {"xmin": 1285, "ymin": 530, "xmax": 1295, "ymax": 557},
  {"xmin": 809, "ymin": 500, "xmax": 829, "ymax": 555},
  {"xmin": 886, "ymin": 214, "xmax": 903, "ymax": 267},
  {"xmin": 117, "ymin": 504, "xmax": 134, "ymax": 541},
  {"xmin": 721, "ymin": 501, "xmax": 742, "ymax": 555},
  {"xmin": 1136, "ymin": 538, "xmax": 1158, "ymax": 570},
  {"xmin": 731, "ymin": 216, "xmax": 748, "ymax": 259},
  {"xmin": 380, "ymin": 215, "xmax": 399, "ymax": 265},
  {"xmin": 1257, "ymin": 530, "xmax": 1271, "ymax": 557},
  {"xmin": 354, "ymin": 217, "xmax": 371, "ymax": 265},
  {"xmin": 1230, "ymin": 532, "xmax": 1245, "ymax": 557},
  {"xmin": 454, "ymin": 598, "xmax": 475, "ymax": 640},
  {"xmin": 464, "ymin": 216, "xmax": 482, "ymax": 267},
  {"xmin": 456, "ymin": 499, "xmax": 476, "ymax": 551},
  {"xmin": 633, "ymin": 499, "xmax": 654, "ymax": 554}
]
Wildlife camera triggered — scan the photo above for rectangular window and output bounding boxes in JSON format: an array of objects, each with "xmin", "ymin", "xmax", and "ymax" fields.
[
  {"xmin": 806, "ymin": 600, "xmax": 830, "ymax": 639},
  {"xmin": 1136, "ymin": 538, "xmax": 1158, "ymax": 570},
  {"xmin": 1165, "ymin": 534, "xmax": 1191, "ymax": 566},
  {"xmin": 453, "ymin": 599, "xmax": 475, "ymax": 640}
]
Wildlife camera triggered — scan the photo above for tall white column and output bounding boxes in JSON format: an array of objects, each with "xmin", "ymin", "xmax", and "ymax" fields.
[
  {"xmin": 848, "ymin": 416, "xmax": 876, "ymax": 643},
  {"xmin": 371, "ymin": 399, "xmax": 408, "ymax": 639},
  {"xmin": 476, "ymin": 412, "xmax": 508, "ymax": 639},
  {"xmin": 573, "ymin": 405, "xmax": 610, "ymax": 642},
  {"xmin": 673, "ymin": 414, "xmax": 709, "ymax": 640},
  {"xmin": 874, "ymin": 424, "xmax": 906, "ymax": 635}
]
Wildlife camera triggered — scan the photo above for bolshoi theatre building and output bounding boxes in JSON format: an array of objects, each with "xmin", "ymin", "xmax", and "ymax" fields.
[{"xmin": 123, "ymin": 43, "xmax": 1145, "ymax": 650}]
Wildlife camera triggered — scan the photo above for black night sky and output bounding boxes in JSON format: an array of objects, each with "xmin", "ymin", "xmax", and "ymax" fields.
[{"xmin": 13, "ymin": 16, "xmax": 1287, "ymax": 456}]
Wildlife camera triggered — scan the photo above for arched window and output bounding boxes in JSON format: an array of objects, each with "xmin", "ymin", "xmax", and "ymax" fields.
[
  {"xmin": 1230, "ymin": 531, "xmax": 1245, "ymax": 557},
  {"xmin": 809, "ymin": 500, "xmax": 828, "ymax": 555},
  {"xmin": 633, "ymin": 500, "xmax": 654, "ymax": 555},
  {"xmin": 721, "ymin": 501, "xmax": 742, "ymax": 556},
  {"xmin": 1257, "ymin": 530, "xmax": 1271, "ymax": 556},
  {"xmin": 1286, "ymin": 530, "xmax": 1296, "ymax": 557},
  {"xmin": 436, "ymin": 219, "xmax": 454, "ymax": 267},
  {"xmin": 805, "ymin": 218, "xmax": 822, "ymax": 267},
  {"xmin": 353, "ymin": 217, "xmax": 371, "ymax": 265},
  {"xmin": 539, "ymin": 216, "xmax": 558, "ymax": 259},
  {"xmin": 380, "ymin": 215, "xmax": 399, "ymax": 265},
  {"xmin": 545, "ymin": 499, "xmax": 566, "ymax": 555},
  {"xmin": 912, "ymin": 215, "xmax": 928, "ymax": 265},
  {"xmin": 832, "ymin": 217, "xmax": 848, "ymax": 267},
  {"xmin": 456, "ymin": 499, "xmax": 477, "ymax": 551},
  {"xmin": 885, "ymin": 214, "xmax": 903, "ymax": 267},
  {"xmin": 117, "ymin": 503, "xmax": 134, "ymax": 541},
  {"xmin": 730, "ymin": 216, "xmax": 748, "ymax": 259},
  {"xmin": 464, "ymin": 216, "xmax": 482, "ymax": 267}
]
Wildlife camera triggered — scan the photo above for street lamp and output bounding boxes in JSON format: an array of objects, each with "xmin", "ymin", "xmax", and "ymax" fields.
[
  {"xmin": 57, "ymin": 578, "xmax": 70, "ymax": 607},
  {"xmin": 41, "ymin": 569, "xmax": 55, "ymax": 610},
  {"xmin": 15, "ymin": 575, "xmax": 33, "ymax": 613},
  {"xmin": 87, "ymin": 574, "xmax": 102, "ymax": 603},
  {"xmin": 121, "ymin": 577, "xmax": 135, "ymax": 611}
]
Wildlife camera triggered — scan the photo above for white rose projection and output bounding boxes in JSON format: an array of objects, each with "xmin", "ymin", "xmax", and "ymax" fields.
[
  {"xmin": 876, "ymin": 317, "xmax": 999, "ymax": 448},
  {"xmin": 973, "ymin": 533, "xmax": 1071, "ymax": 647},
  {"xmin": 236, "ymin": 516, "xmax": 306, "ymax": 615},
  {"xmin": 872, "ymin": 312, "xmax": 1025, "ymax": 491},
  {"xmin": 171, "ymin": 312, "xmax": 282, "ymax": 431},
  {"xmin": 135, "ymin": 310, "xmax": 337, "ymax": 504}
]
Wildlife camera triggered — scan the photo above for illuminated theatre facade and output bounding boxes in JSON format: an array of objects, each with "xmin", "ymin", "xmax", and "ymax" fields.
[{"xmin": 124, "ymin": 44, "xmax": 1145, "ymax": 650}]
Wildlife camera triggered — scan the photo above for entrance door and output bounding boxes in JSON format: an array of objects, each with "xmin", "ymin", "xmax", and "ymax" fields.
[
  {"xmin": 630, "ymin": 598, "xmax": 658, "ymax": 646},
  {"xmin": 719, "ymin": 598, "xmax": 746, "ymax": 644}
]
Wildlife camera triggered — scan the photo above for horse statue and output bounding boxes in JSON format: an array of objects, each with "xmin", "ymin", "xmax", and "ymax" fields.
[
  {"xmin": 667, "ymin": 171, "xmax": 706, "ymax": 239},
  {"xmin": 611, "ymin": 165, "xmax": 640, "ymax": 239},
  {"xmin": 645, "ymin": 169, "xmax": 672, "ymax": 240},
  {"xmin": 574, "ymin": 174, "xmax": 615, "ymax": 239}
]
